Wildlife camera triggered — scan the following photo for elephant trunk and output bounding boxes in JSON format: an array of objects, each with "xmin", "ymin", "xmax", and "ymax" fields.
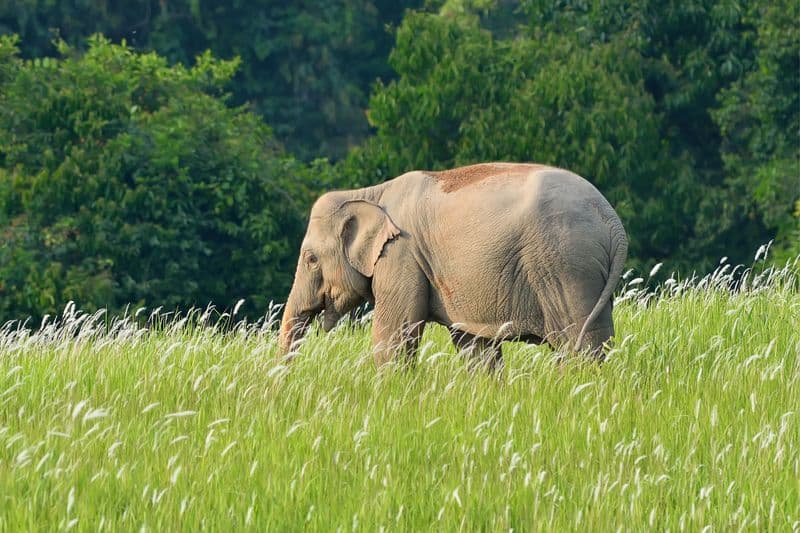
[
  {"xmin": 278, "ymin": 288, "xmax": 313, "ymax": 356},
  {"xmin": 321, "ymin": 302, "xmax": 342, "ymax": 333}
]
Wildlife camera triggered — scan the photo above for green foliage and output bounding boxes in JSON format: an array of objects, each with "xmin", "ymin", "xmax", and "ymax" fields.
[
  {"xmin": 1, "ymin": 0, "xmax": 798, "ymax": 321},
  {"xmin": 714, "ymin": 0, "xmax": 800, "ymax": 262},
  {"xmin": 0, "ymin": 0, "xmax": 422, "ymax": 160},
  {"xmin": 0, "ymin": 36, "xmax": 313, "ymax": 322},
  {"xmin": 358, "ymin": 14, "xmax": 667, "ymax": 266},
  {"xmin": 349, "ymin": 1, "xmax": 798, "ymax": 271},
  {"xmin": 524, "ymin": 0, "xmax": 795, "ymax": 267}
]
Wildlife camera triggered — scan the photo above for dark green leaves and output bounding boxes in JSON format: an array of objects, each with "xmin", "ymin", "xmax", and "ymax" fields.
[
  {"xmin": 0, "ymin": 37, "xmax": 308, "ymax": 322},
  {"xmin": 346, "ymin": 1, "xmax": 799, "ymax": 273}
]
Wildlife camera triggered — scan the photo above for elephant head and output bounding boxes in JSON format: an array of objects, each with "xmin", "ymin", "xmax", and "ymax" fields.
[{"xmin": 278, "ymin": 193, "xmax": 401, "ymax": 356}]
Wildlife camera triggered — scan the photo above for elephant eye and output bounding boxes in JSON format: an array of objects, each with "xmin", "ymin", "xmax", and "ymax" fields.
[{"xmin": 304, "ymin": 251, "xmax": 319, "ymax": 269}]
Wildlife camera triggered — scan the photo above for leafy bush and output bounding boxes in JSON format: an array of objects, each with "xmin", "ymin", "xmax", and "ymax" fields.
[
  {"xmin": 343, "ymin": 3, "xmax": 799, "ymax": 272},
  {"xmin": 0, "ymin": 35, "xmax": 317, "ymax": 322},
  {"xmin": 713, "ymin": 0, "xmax": 800, "ymax": 262},
  {"xmin": 0, "ymin": 0, "xmax": 422, "ymax": 160},
  {"xmin": 1, "ymin": 0, "xmax": 797, "ymax": 322},
  {"xmin": 351, "ymin": 14, "xmax": 669, "ymax": 267}
]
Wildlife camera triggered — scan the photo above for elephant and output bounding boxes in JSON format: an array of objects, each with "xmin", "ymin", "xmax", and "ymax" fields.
[{"xmin": 278, "ymin": 162, "xmax": 628, "ymax": 369}]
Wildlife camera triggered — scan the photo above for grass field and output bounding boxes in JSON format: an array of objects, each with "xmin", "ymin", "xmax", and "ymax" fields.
[{"xmin": 1, "ymin": 259, "xmax": 799, "ymax": 531}]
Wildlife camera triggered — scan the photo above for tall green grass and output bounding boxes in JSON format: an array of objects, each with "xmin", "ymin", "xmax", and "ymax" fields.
[{"xmin": 1, "ymin": 259, "xmax": 798, "ymax": 530}]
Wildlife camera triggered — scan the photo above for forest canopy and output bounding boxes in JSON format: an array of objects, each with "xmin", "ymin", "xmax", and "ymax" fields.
[{"xmin": 1, "ymin": 0, "xmax": 798, "ymax": 322}]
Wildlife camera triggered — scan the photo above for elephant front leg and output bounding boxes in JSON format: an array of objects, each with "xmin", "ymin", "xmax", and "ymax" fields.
[
  {"xmin": 371, "ymin": 315, "xmax": 425, "ymax": 367},
  {"xmin": 450, "ymin": 330, "xmax": 503, "ymax": 372},
  {"xmin": 370, "ymin": 262, "xmax": 429, "ymax": 368}
]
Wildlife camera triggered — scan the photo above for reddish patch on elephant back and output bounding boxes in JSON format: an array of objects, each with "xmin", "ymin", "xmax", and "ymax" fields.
[{"xmin": 428, "ymin": 162, "xmax": 549, "ymax": 193}]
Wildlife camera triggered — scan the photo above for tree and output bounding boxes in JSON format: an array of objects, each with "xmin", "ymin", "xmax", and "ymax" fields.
[
  {"xmin": 523, "ymin": 0, "xmax": 785, "ymax": 263},
  {"xmin": 714, "ymin": 0, "xmax": 800, "ymax": 262},
  {"xmin": 0, "ymin": 35, "xmax": 314, "ymax": 322},
  {"xmin": 345, "ymin": 0, "xmax": 797, "ymax": 272},
  {"xmin": 345, "ymin": 9, "xmax": 688, "ymax": 271},
  {"xmin": 0, "ymin": 0, "xmax": 423, "ymax": 160}
]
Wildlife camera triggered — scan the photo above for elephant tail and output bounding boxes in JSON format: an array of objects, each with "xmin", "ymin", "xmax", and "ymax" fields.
[{"xmin": 575, "ymin": 222, "xmax": 628, "ymax": 351}]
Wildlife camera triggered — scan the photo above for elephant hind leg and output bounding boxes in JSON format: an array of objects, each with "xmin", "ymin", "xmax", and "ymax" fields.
[
  {"xmin": 574, "ymin": 325, "xmax": 612, "ymax": 362},
  {"xmin": 555, "ymin": 284, "xmax": 614, "ymax": 361},
  {"xmin": 450, "ymin": 330, "xmax": 503, "ymax": 372},
  {"xmin": 543, "ymin": 302, "xmax": 613, "ymax": 363}
]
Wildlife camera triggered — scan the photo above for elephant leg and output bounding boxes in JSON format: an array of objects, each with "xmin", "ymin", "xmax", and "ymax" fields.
[
  {"xmin": 576, "ymin": 324, "xmax": 613, "ymax": 363},
  {"xmin": 450, "ymin": 330, "xmax": 503, "ymax": 372},
  {"xmin": 370, "ymin": 262, "xmax": 429, "ymax": 368},
  {"xmin": 570, "ymin": 297, "xmax": 613, "ymax": 363},
  {"xmin": 547, "ymin": 282, "xmax": 614, "ymax": 363},
  {"xmin": 372, "ymin": 315, "xmax": 425, "ymax": 367}
]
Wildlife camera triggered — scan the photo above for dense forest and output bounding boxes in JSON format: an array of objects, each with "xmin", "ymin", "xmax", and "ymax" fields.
[{"xmin": 1, "ymin": 0, "xmax": 798, "ymax": 322}]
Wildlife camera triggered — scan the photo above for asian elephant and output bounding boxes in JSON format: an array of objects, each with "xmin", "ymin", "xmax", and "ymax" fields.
[{"xmin": 278, "ymin": 162, "xmax": 628, "ymax": 369}]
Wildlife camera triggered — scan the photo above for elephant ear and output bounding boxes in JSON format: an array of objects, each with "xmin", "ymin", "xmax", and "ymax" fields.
[{"xmin": 340, "ymin": 200, "xmax": 401, "ymax": 277}]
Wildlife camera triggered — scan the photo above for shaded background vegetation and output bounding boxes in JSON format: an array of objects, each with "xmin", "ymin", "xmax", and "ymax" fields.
[{"xmin": 1, "ymin": 0, "xmax": 798, "ymax": 322}]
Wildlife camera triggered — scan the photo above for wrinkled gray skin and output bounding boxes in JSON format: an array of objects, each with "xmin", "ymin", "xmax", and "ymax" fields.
[{"xmin": 279, "ymin": 163, "xmax": 628, "ymax": 369}]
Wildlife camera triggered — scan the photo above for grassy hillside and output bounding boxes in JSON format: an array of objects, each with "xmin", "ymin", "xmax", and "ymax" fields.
[{"xmin": 1, "ymin": 260, "xmax": 798, "ymax": 530}]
